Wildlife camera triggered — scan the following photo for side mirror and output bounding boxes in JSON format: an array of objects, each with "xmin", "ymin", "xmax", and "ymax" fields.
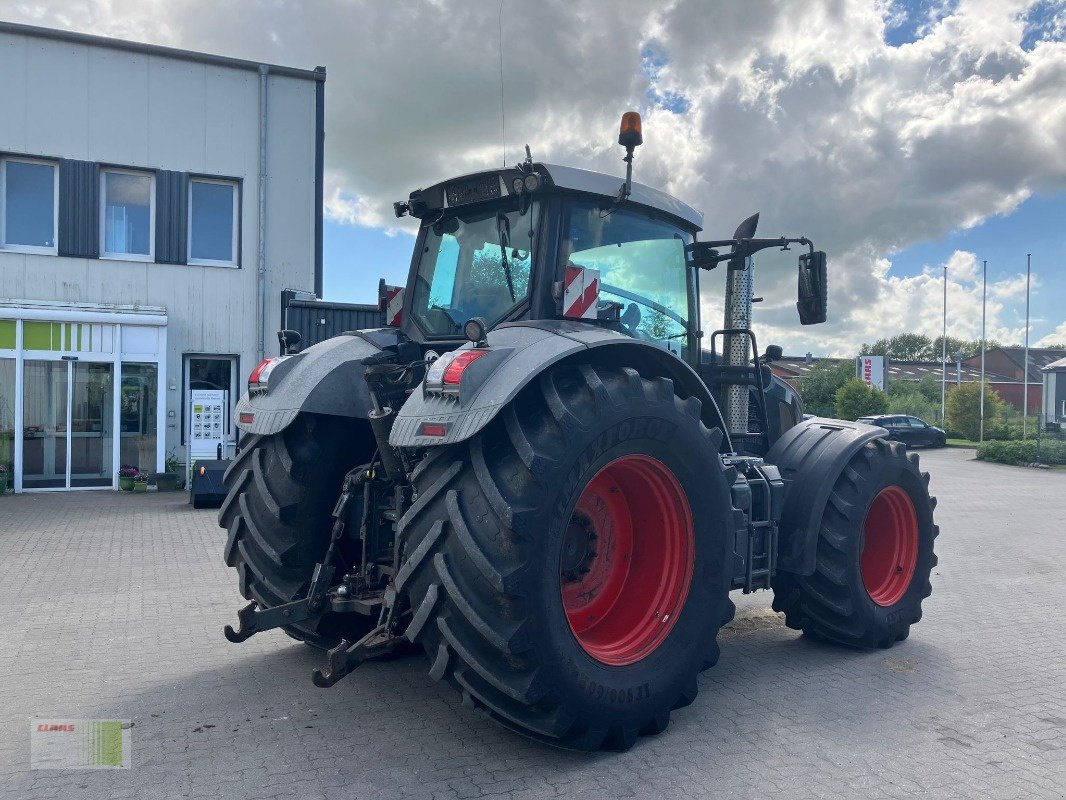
[
  {"xmin": 797, "ymin": 251, "xmax": 827, "ymax": 325},
  {"xmin": 278, "ymin": 329, "xmax": 302, "ymax": 355}
]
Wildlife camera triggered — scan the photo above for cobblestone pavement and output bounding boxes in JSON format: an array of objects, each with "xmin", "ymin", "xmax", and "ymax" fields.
[{"xmin": 1, "ymin": 447, "xmax": 1064, "ymax": 799}]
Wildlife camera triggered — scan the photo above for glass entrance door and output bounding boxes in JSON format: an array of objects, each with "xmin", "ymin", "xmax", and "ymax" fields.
[
  {"xmin": 22, "ymin": 359, "xmax": 114, "ymax": 489},
  {"xmin": 71, "ymin": 361, "xmax": 114, "ymax": 487},
  {"xmin": 22, "ymin": 360, "xmax": 68, "ymax": 489}
]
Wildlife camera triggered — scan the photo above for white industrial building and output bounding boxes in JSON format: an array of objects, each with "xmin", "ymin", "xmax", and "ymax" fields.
[
  {"xmin": 1044, "ymin": 356, "xmax": 1066, "ymax": 430},
  {"xmin": 0, "ymin": 21, "xmax": 325, "ymax": 491}
]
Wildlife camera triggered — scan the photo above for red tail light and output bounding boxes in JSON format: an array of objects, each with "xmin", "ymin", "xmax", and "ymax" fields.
[
  {"xmin": 442, "ymin": 350, "xmax": 489, "ymax": 384},
  {"xmin": 419, "ymin": 422, "xmax": 449, "ymax": 437},
  {"xmin": 424, "ymin": 348, "xmax": 490, "ymax": 397},
  {"xmin": 248, "ymin": 357, "xmax": 290, "ymax": 394},
  {"xmin": 248, "ymin": 359, "xmax": 274, "ymax": 385}
]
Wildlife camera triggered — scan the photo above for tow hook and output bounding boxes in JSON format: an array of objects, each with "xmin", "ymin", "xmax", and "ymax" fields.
[
  {"xmin": 223, "ymin": 467, "xmax": 365, "ymax": 644},
  {"xmin": 310, "ymin": 624, "xmax": 404, "ymax": 688}
]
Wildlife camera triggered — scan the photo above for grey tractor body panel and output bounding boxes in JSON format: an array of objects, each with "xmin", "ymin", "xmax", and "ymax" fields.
[
  {"xmin": 767, "ymin": 417, "xmax": 888, "ymax": 575},
  {"xmin": 234, "ymin": 329, "xmax": 402, "ymax": 436},
  {"xmin": 390, "ymin": 321, "xmax": 729, "ymax": 449}
]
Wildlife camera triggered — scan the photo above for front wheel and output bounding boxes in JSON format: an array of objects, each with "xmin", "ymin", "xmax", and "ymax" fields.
[
  {"xmin": 396, "ymin": 365, "xmax": 737, "ymax": 750},
  {"xmin": 772, "ymin": 438, "xmax": 938, "ymax": 648}
]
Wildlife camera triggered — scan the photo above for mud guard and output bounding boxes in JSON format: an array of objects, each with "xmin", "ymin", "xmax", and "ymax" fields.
[
  {"xmin": 234, "ymin": 329, "xmax": 403, "ymax": 436},
  {"xmin": 389, "ymin": 321, "xmax": 730, "ymax": 450},
  {"xmin": 767, "ymin": 417, "xmax": 887, "ymax": 575}
]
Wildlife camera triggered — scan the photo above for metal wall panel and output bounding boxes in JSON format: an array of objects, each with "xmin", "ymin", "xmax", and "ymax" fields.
[
  {"xmin": 155, "ymin": 170, "xmax": 188, "ymax": 264},
  {"xmin": 57, "ymin": 159, "xmax": 99, "ymax": 258},
  {"xmin": 282, "ymin": 300, "xmax": 380, "ymax": 351}
]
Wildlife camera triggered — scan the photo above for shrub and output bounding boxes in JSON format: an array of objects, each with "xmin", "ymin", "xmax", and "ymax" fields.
[
  {"xmin": 976, "ymin": 440, "xmax": 1035, "ymax": 464},
  {"xmin": 946, "ymin": 382, "xmax": 1004, "ymax": 442},
  {"xmin": 835, "ymin": 379, "xmax": 889, "ymax": 421},
  {"xmin": 799, "ymin": 360, "xmax": 855, "ymax": 417},
  {"xmin": 1035, "ymin": 440, "xmax": 1066, "ymax": 465},
  {"xmin": 887, "ymin": 391, "xmax": 940, "ymax": 425}
]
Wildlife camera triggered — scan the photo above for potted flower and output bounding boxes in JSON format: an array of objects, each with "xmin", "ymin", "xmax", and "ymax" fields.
[
  {"xmin": 133, "ymin": 472, "xmax": 149, "ymax": 493},
  {"xmin": 154, "ymin": 451, "xmax": 185, "ymax": 492},
  {"xmin": 0, "ymin": 464, "xmax": 8, "ymax": 494},
  {"xmin": 118, "ymin": 465, "xmax": 138, "ymax": 491}
]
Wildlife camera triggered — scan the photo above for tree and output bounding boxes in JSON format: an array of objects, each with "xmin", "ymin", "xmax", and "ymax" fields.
[
  {"xmin": 946, "ymin": 381, "xmax": 1004, "ymax": 441},
  {"xmin": 798, "ymin": 359, "xmax": 855, "ymax": 416},
  {"xmin": 860, "ymin": 333, "xmax": 934, "ymax": 361},
  {"xmin": 835, "ymin": 379, "xmax": 888, "ymax": 421}
]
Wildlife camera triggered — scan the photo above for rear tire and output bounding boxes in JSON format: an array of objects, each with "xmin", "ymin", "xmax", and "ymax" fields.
[
  {"xmin": 771, "ymin": 438, "xmax": 938, "ymax": 648},
  {"xmin": 220, "ymin": 413, "xmax": 376, "ymax": 648},
  {"xmin": 397, "ymin": 365, "xmax": 737, "ymax": 750}
]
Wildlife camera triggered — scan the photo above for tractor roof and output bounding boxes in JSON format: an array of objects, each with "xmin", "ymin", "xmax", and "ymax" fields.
[
  {"xmin": 539, "ymin": 163, "xmax": 703, "ymax": 230},
  {"xmin": 406, "ymin": 163, "xmax": 704, "ymax": 231}
]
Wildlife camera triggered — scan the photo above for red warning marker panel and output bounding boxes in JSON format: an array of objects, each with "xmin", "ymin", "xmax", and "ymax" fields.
[{"xmin": 563, "ymin": 265, "xmax": 599, "ymax": 320}]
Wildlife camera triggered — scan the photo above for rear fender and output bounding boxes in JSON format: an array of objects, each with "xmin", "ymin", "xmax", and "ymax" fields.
[
  {"xmin": 767, "ymin": 417, "xmax": 887, "ymax": 575},
  {"xmin": 389, "ymin": 322, "xmax": 729, "ymax": 449},
  {"xmin": 234, "ymin": 329, "xmax": 402, "ymax": 436}
]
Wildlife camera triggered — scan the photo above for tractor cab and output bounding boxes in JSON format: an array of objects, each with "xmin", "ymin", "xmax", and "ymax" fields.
[
  {"xmin": 392, "ymin": 151, "xmax": 703, "ymax": 366},
  {"xmin": 390, "ymin": 114, "xmax": 826, "ymax": 454}
]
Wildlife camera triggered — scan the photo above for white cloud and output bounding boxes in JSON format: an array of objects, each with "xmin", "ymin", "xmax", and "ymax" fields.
[
  {"xmin": 1035, "ymin": 321, "xmax": 1066, "ymax": 347},
  {"xmin": 7, "ymin": 0, "xmax": 1065, "ymax": 353}
]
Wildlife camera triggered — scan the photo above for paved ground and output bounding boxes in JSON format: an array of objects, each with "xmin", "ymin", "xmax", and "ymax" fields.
[{"xmin": 0, "ymin": 447, "xmax": 1064, "ymax": 799}]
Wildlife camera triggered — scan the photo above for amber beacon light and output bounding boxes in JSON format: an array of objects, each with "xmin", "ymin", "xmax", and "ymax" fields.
[{"xmin": 618, "ymin": 111, "xmax": 643, "ymax": 148}]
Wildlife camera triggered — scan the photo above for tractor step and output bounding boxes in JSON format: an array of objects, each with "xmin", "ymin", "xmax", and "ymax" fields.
[{"xmin": 727, "ymin": 457, "xmax": 785, "ymax": 593}]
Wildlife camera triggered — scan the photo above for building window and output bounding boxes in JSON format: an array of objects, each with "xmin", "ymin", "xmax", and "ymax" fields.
[
  {"xmin": 188, "ymin": 178, "xmax": 238, "ymax": 266},
  {"xmin": 101, "ymin": 169, "xmax": 154, "ymax": 260},
  {"xmin": 1, "ymin": 157, "xmax": 58, "ymax": 253}
]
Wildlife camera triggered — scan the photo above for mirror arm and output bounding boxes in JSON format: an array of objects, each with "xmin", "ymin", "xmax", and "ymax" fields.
[{"xmin": 686, "ymin": 236, "xmax": 814, "ymax": 270}]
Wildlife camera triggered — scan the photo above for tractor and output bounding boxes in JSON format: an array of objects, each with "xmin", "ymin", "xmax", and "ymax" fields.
[{"xmin": 220, "ymin": 112, "xmax": 938, "ymax": 751}]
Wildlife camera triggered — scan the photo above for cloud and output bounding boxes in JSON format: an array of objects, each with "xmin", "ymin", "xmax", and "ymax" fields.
[
  {"xmin": 1035, "ymin": 321, "xmax": 1066, "ymax": 347},
  {"xmin": 6, "ymin": 0, "xmax": 1065, "ymax": 353}
]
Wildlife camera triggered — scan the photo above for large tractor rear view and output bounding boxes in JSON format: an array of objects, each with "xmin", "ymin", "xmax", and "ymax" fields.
[{"xmin": 220, "ymin": 113, "xmax": 938, "ymax": 750}]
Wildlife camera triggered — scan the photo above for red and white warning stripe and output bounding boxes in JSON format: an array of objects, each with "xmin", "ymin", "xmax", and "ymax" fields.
[
  {"xmin": 563, "ymin": 264, "xmax": 599, "ymax": 320},
  {"xmin": 384, "ymin": 285, "xmax": 404, "ymax": 326}
]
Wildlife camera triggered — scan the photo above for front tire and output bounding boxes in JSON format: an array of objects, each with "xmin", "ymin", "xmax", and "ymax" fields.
[
  {"xmin": 771, "ymin": 438, "xmax": 938, "ymax": 648},
  {"xmin": 396, "ymin": 365, "xmax": 737, "ymax": 750}
]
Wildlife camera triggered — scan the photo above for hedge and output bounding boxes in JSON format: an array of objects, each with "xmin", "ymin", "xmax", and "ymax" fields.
[{"xmin": 977, "ymin": 440, "xmax": 1066, "ymax": 466}]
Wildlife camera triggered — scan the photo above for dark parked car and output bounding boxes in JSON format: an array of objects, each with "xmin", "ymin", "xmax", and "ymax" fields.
[{"xmin": 856, "ymin": 414, "xmax": 947, "ymax": 448}]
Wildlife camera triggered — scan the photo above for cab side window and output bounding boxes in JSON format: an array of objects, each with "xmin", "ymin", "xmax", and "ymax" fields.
[{"xmin": 563, "ymin": 203, "xmax": 692, "ymax": 356}]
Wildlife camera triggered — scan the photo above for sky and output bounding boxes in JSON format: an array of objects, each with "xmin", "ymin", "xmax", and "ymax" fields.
[{"xmin": 4, "ymin": 0, "xmax": 1065, "ymax": 356}]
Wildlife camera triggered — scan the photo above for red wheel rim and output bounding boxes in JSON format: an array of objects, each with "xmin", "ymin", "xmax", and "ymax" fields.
[
  {"xmin": 560, "ymin": 455, "xmax": 695, "ymax": 666},
  {"xmin": 860, "ymin": 486, "xmax": 919, "ymax": 607}
]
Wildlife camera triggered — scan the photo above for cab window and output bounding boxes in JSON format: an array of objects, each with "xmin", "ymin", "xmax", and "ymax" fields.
[
  {"xmin": 412, "ymin": 202, "xmax": 538, "ymax": 336},
  {"xmin": 563, "ymin": 203, "xmax": 692, "ymax": 356}
]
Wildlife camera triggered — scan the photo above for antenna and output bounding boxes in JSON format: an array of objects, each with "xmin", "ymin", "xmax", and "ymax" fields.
[{"xmin": 498, "ymin": 0, "xmax": 506, "ymax": 167}]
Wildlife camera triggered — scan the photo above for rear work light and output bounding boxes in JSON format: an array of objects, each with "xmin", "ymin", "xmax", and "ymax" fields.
[
  {"xmin": 248, "ymin": 357, "xmax": 290, "ymax": 394},
  {"xmin": 424, "ymin": 349, "xmax": 489, "ymax": 397}
]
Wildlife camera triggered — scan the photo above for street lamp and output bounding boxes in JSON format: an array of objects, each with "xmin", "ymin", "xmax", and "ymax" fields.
[{"xmin": 955, "ymin": 350, "xmax": 964, "ymax": 385}]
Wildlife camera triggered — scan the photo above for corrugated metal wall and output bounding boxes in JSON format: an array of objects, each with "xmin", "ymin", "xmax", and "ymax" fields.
[{"xmin": 282, "ymin": 297, "xmax": 381, "ymax": 351}]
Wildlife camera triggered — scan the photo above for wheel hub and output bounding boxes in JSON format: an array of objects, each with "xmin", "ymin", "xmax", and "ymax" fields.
[
  {"xmin": 560, "ymin": 454, "xmax": 695, "ymax": 666},
  {"xmin": 860, "ymin": 485, "xmax": 919, "ymax": 607},
  {"xmin": 561, "ymin": 514, "xmax": 598, "ymax": 583}
]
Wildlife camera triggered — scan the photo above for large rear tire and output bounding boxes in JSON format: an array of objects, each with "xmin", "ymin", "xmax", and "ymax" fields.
[
  {"xmin": 220, "ymin": 413, "xmax": 376, "ymax": 648},
  {"xmin": 396, "ymin": 365, "xmax": 737, "ymax": 750},
  {"xmin": 771, "ymin": 438, "xmax": 938, "ymax": 648}
]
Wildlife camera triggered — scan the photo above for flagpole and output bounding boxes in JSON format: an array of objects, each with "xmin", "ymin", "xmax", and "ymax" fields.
[
  {"xmin": 980, "ymin": 259, "xmax": 987, "ymax": 444},
  {"xmin": 1023, "ymin": 253, "xmax": 1031, "ymax": 440},
  {"xmin": 941, "ymin": 261, "xmax": 947, "ymax": 426}
]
